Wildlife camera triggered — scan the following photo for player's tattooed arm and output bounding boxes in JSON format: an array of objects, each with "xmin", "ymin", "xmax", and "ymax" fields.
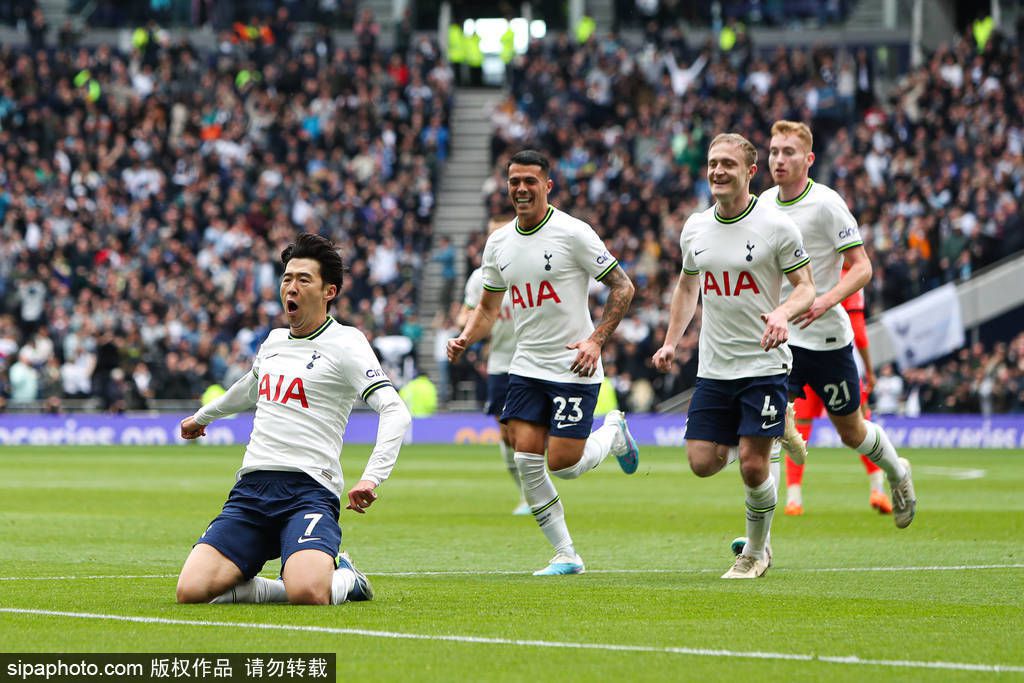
[{"xmin": 590, "ymin": 265, "xmax": 635, "ymax": 347}]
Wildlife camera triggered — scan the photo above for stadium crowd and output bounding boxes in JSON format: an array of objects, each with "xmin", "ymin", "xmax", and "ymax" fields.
[
  {"xmin": 471, "ymin": 22, "xmax": 1024, "ymax": 414},
  {"xmin": 0, "ymin": 11, "xmax": 452, "ymax": 411},
  {"xmin": 2, "ymin": 8, "xmax": 1023, "ymax": 417}
]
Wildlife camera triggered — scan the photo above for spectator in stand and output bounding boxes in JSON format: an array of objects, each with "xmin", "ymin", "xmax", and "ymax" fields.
[
  {"xmin": 9, "ymin": 349, "xmax": 39, "ymax": 403},
  {"xmin": 482, "ymin": 27, "xmax": 1024, "ymax": 411},
  {"xmin": 0, "ymin": 26, "xmax": 450, "ymax": 408}
]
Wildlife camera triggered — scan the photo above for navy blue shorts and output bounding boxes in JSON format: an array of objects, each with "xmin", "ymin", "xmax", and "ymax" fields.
[
  {"xmin": 685, "ymin": 374, "xmax": 789, "ymax": 445},
  {"xmin": 788, "ymin": 344, "xmax": 861, "ymax": 416},
  {"xmin": 483, "ymin": 373, "xmax": 510, "ymax": 417},
  {"xmin": 500, "ymin": 373, "xmax": 600, "ymax": 439},
  {"xmin": 197, "ymin": 471, "xmax": 341, "ymax": 579}
]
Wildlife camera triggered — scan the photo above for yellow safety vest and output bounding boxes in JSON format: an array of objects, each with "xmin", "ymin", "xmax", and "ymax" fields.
[
  {"xmin": 973, "ymin": 16, "xmax": 994, "ymax": 52},
  {"xmin": 594, "ymin": 377, "xmax": 619, "ymax": 417},
  {"xmin": 575, "ymin": 15, "xmax": 596, "ymax": 44},
  {"xmin": 466, "ymin": 33, "xmax": 483, "ymax": 67},
  {"xmin": 400, "ymin": 376, "xmax": 438, "ymax": 417},
  {"xmin": 500, "ymin": 28, "xmax": 516, "ymax": 64},
  {"xmin": 719, "ymin": 25, "xmax": 737, "ymax": 52},
  {"xmin": 448, "ymin": 24, "xmax": 465, "ymax": 64}
]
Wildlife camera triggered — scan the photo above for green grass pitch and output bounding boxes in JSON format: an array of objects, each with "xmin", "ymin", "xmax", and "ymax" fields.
[{"xmin": 1, "ymin": 445, "xmax": 1022, "ymax": 681}]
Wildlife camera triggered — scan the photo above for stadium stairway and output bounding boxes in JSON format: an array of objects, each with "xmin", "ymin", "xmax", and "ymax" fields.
[{"xmin": 418, "ymin": 87, "xmax": 503, "ymax": 401}]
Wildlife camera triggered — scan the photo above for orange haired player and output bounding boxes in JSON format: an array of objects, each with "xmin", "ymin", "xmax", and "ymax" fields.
[{"xmin": 783, "ymin": 264, "xmax": 892, "ymax": 515}]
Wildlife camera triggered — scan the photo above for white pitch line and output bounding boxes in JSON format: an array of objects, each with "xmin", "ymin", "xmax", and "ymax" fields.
[
  {"xmin": 916, "ymin": 466, "xmax": 987, "ymax": 480},
  {"xmin": 376, "ymin": 563, "xmax": 1024, "ymax": 577},
  {"xmin": 798, "ymin": 563, "xmax": 1024, "ymax": 573},
  {"xmin": 0, "ymin": 574, "xmax": 178, "ymax": 582},
  {"xmin": 2, "ymin": 564, "xmax": 1023, "ymax": 582},
  {"xmin": 0, "ymin": 608, "xmax": 1021, "ymax": 674}
]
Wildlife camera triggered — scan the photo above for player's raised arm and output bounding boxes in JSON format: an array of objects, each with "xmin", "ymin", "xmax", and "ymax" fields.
[
  {"xmin": 568, "ymin": 265, "xmax": 634, "ymax": 377},
  {"xmin": 653, "ymin": 270, "xmax": 700, "ymax": 373},
  {"xmin": 181, "ymin": 371, "xmax": 259, "ymax": 439},
  {"xmin": 761, "ymin": 264, "xmax": 814, "ymax": 351},
  {"xmin": 448, "ymin": 288, "xmax": 503, "ymax": 363}
]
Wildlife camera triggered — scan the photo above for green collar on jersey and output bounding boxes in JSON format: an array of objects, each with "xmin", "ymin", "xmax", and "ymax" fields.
[
  {"xmin": 515, "ymin": 205, "xmax": 554, "ymax": 235},
  {"xmin": 776, "ymin": 179, "xmax": 814, "ymax": 206},
  {"xmin": 288, "ymin": 315, "xmax": 334, "ymax": 340},
  {"xmin": 714, "ymin": 196, "xmax": 757, "ymax": 224}
]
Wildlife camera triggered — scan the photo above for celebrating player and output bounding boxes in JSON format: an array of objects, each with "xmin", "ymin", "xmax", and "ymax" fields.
[
  {"xmin": 652, "ymin": 133, "xmax": 815, "ymax": 579},
  {"xmin": 783, "ymin": 263, "xmax": 893, "ymax": 515},
  {"xmin": 448, "ymin": 150, "xmax": 640, "ymax": 576},
  {"xmin": 763, "ymin": 120, "xmax": 915, "ymax": 527},
  {"xmin": 176, "ymin": 233, "xmax": 411, "ymax": 604},
  {"xmin": 458, "ymin": 216, "xmax": 530, "ymax": 515}
]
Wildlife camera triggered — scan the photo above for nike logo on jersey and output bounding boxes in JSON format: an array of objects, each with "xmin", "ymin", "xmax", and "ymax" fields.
[
  {"xmin": 554, "ymin": 421, "xmax": 577, "ymax": 429},
  {"xmin": 761, "ymin": 420, "xmax": 781, "ymax": 430},
  {"xmin": 297, "ymin": 537, "xmax": 322, "ymax": 544},
  {"xmin": 499, "ymin": 262, "xmax": 511, "ymax": 271},
  {"xmin": 694, "ymin": 248, "xmax": 708, "ymax": 256}
]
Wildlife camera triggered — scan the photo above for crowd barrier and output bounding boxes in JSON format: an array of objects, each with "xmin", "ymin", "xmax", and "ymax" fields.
[{"xmin": 1, "ymin": 413, "xmax": 1023, "ymax": 449}]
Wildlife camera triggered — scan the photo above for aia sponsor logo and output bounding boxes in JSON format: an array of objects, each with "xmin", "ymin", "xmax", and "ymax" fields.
[
  {"xmin": 510, "ymin": 281, "xmax": 561, "ymax": 309},
  {"xmin": 703, "ymin": 271, "xmax": 760, "ymax": 296},
  {"xmin": 258, "ymin": 374, "xmax": 309, "ymax": 407}
]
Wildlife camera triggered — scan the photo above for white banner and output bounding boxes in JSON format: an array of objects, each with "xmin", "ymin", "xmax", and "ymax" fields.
[{"xmin": 881, "ymin": 283, "xmax": 964, "ymax": 368}]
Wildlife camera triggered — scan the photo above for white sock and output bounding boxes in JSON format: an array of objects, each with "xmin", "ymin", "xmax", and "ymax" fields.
[
  {"xmin": 769, "ymin": 440, "xmax": 781, "ymax": 497},
  {"xmin": 552, "ymin": 422, "xmax": 618, "ymax": 480},
  {"xmin": 330, "ymin": 567, "xmax": 356, "ymax": 604},
  {"xmin": 857, "ymin": 422, "xmax": 906, "ymax": 485},
  {"xmin": 499, "ymin": 440, "xmax": 525, "ymax": 499},
  {"xmin": 726, "ymin": 446, "xmax": 740, "ymax": 465},
  {"xmin": 744, "ymin": 475, "xmax": 777, "ymax": 560},
  {"xmin": 210, "ymin": 576, "xmax": 288, "ymax": 604},
  {"xmin": 515, "ymin": 452, "xmax": 575, "ymax": 556},
  {"xmin": 868, "ymin": 469, "xmax": 885, "ymax": 492},
  {"xmin": 786, "ymin": 483, "xmax": 803, "ymax": 506}
]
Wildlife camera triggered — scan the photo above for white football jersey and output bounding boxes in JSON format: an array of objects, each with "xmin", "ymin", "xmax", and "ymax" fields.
[
  {"xmin": 464, "ymin": 267, "xmax": 514, "ymax": 374},
  {"xmin": 196, "ymin": 317, "xmax": 394, "ymax": 499},
  {"xmin": 762, "ymin": 180, "xmax": 861, "ymax": 350},
  {"xmin": 681, "ymin": 197, "xmax": 809, "ymax": 380},
  {"xmin": 481, "ymin": 205, "xmax": 619, "ymax": 384}
]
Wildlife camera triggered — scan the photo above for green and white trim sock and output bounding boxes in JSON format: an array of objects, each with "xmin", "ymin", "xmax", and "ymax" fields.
[
  {"xmin": 211, "ymin": 577, "xmax": 288, "ymax": 604},
  {"xmin": 515, "ymin": 451, "xmax": 575, "ymax": 556},
  {"xmin": 330, "ymin": 567, "xmax": 356, "ymax": 604},
  {"xmin": 499, "ymin": 440, "xmax": 525, "ymax": 499},
  {"xmin": 769, "ymin": 440, "xmax": 782, "ymax": 498},
  {"xmin": 743, "ymin": 475, "xmax": 777, "ymax": 561},
  {"xmin": 857, "ymin": 422, "xmax": 907, "ymax": 485},
  {"xmin": 552, "ymin": 423, "xmax": 618, "ymax": 480}
]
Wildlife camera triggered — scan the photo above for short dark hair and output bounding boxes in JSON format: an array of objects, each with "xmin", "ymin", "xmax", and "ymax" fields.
[
  {"xmin": 281, "ymin": 233, "xmax": 344, "ymax": 300},
  {"xmin": 506, "ymin": 149, "xmax": 550, "ymax": 175}
]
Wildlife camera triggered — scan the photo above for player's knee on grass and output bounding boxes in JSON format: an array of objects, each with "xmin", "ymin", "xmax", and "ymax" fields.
[
  {"xmin": 176, "ymin": 543, "xmax": 244, "ymax": 603},
  {"xmin": 285, "ymin": 580, "xmax": 331, "ymax": 605},
  {"xmin": 282, "ymin": 549, "xmax": 334, "ymax": 605},
  {"xmin": 175, "ymin": 578, "xmax": 207, "ymax": 604}
]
